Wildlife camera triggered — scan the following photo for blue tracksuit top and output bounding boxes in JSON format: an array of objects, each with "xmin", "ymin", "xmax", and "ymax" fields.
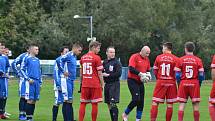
[
  {"xmin": 20, "ymin": 55, "xmax": 42, "ymax": 84},
  {"xmin": 11, "ymin": 52, "xmax": 28, "ymax": 75},
  {"xmin": 57, "ymin": 52, "xmax": 77, "ymax": 81}
]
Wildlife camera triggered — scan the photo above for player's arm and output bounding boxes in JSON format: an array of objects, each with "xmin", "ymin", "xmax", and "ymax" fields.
[
  {"xmin": 128, "ymin": 55, "xmax": 141, "ymax": 75},
  {"xmin": 20, "ymin": 57, "xmax": 30, "ymax": 80},
  {"xmin": 39, "ymin": 60, "xmax": 43, "ymax": 86},
  {"xmin": 11, "ymin": 55, "xmax": 22, "ymax": 76},
  {"xmin": 57, "ymin": 55, "xmax": 68, "ymax": 77},
  {"xmin": 212, "ymin": 68, "xmax": 215, "ymax": 81},
  {"xmin": 153, "ymin": 57, "xmax": 159, "ymax": 79},
  {"xmin": 174, "ymin": 59, "xmax": 182, "ymax": 85},
  {"xmin": 98, "ymin": 70, "xmax": 104, "ymax": 88},
  {"xmin": 211, "ymin": 56, "xmax": 215, "ymax": 81},
  {"xmin": 198, "ymin": 60, "xmax": 205, "ymax": 86},
  {"xmin": 108, "ymin": 61, "xmax": 122, "ymax": 78}
]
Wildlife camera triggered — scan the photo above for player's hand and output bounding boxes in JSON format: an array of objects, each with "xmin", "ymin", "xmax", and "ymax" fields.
[
  {"xmin": 63, "ymin": 72, "xmax": 69, "ymax": 77},
  {"xmin": 102, "ymin": 72, "xmax": 110, "ymax": 77},
  {"xmin": 28, "ymin": 79, "xmax": 34, "ymax": 84},
  {"xmin": 146, "ymin": 72, "xmax": 152, "ymax": 81},
  {"xmin": 0, "ymin": 71, "xmax": 4, "ymax": 77}
]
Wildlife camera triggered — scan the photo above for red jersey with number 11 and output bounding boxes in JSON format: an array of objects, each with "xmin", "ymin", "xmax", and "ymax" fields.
[
  {"xmin": 174, "ymin": 55, "xmax": 204, "ymax": 80},
  {"xmin": 80, "ymin": 52, "xmax": 103, "ymax": 88},
  {"xmin": 153, "ymin": 53, "xmax": 178, "ymax": 80}
]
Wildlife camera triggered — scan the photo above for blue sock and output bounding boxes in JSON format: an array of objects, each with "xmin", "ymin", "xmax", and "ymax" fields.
[
  {"xmin": 62, "ymin": 102, "xmax": 67, "ymax": 121},
  {"xmin": 136, "ymin": 110, "xmax": 143, "ymax": 119},
  {"xmin": 52, "ymin": 105, "xmax": 59, "ymax": 121},
  {"xmin": 124, "ymin": 108, "xmax": 131, "ymax": 115},
  {"xmin": 66, "ymin": 103, "xmax": 73, "ymax": 121}
]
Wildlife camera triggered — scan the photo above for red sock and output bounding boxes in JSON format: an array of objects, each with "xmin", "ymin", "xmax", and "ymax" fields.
[
  {"xmin": 92, "ymin": 103, "xmax": 98, "ymax": 121},
  {"xmin": 178, "ymin": 110, "xmax": 184, "ymax": 121},
  {"xmin": 150, "ymin": 105, "xmax": 158, "ymax": 121},
  {"xmin": 193, "ymin": 111, "xmax": 200, "ymax": 121},
  {"xmin": 79, "ymin": 102, "xmax": 86, "ymax": 121},
  {"xmin": 166, "ymin": 107, "xmax": 173, "ymax": 121},
  {"xmin": 209, "ymin": 105, "xmax": 215, "ymax": 121}
]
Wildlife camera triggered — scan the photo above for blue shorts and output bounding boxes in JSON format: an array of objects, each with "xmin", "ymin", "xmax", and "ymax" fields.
[
  {"xmin": 0, "ymin": 78, "xmax": 8, "ymax": 98},
  {"xmin": 19, "ymin": 77, "xmax": 26, "ymax": 97},
  {"xmin": 61, "ymin": 78, "xmax": 74, "ymax": 102},
  {"xmin": 25, "ymin": 79, "xmax": 40, "ymax": 101}
]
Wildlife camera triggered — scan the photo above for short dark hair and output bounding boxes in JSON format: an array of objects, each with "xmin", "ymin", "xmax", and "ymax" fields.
[
  {"xmin": 72, "ymin": 42, "xmax": 83, "ymax": 49},
  {"xmin": 185, "ymin": 42, "xmax": 195, "ymax": 52},
  {"xmin": 89, "ymin": 41, "xmax": 101, "ymax": 50},
  {"xmin": 29, "ymin": 43, "xmax": 39, "ymax": 48},
  {"xmin": 163, "ymin": 42, "xmax": 173, "ymax": 50},
  {"xmin": 59, "ymin": 46, "xmax": 69, "ymax": 53},
  {"xmin": 106, "ymin": 46, "xmax": 115, "ymax": 52}
]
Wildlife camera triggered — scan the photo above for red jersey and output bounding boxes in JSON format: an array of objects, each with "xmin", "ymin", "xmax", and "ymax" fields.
[
  {"xmin": 128, "ymin": 53, "xmax": 151, "ymax": 82},
  {"xmin": 174, "ymin": 54, "xmax": 204, "ymax": 80},
  {"xmin": 80, "ymin": 52, "xmax": 103, "ymax": 88},
  {"xmin": 153, "ymin": 53, "xmax": 178, "ymax": 80}
]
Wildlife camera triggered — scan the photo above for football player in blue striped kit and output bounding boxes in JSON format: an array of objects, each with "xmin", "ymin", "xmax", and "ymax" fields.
[
  {"xmin": 11, "ymin": 46, "xmax": 29, "ymax": 120},
  {"xmin": 20, "ymin": 44, "xmax": 42, "ymax": 121},
  {"xmin": 57, "ymin": 43, "xmax": 82, "ymax": 121},
  {"xmin": 52, "ymin": 46, "xmax": 69, "ymax": 121},
  {"xmin": 0, "ymin": 43, "xmax": 10, "ymax": 119}
]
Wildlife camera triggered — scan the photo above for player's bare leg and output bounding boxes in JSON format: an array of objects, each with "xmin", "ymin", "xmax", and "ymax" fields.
[
  {"xmin": 178, "ymin": 103, "xmax": 186, "ymax": 121},
  {"xmin": 166, "ymin": 104, "xmax": 173, "ymax": 121},
  {"xmin": 192, "ymin": 102, "xmax": 200, "ymax": 121},
  {"xmin": 209, "ymin": 103, "xmax": 215, "ymax": 121},
  {"xmin": 150, "ymin": 102, "xmax": 159, "ymax": 121}
]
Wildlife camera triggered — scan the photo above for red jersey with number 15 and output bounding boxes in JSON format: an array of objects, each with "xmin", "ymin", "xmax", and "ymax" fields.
[
  {"xmin": 80, "ymin": 52, "xmax": 103, "ymax": 88},
  {"xmin": 153, "ymin": 53, "xmax": 178, "ymax": 80},
  {"xmin": 174, "ymin": 55, "xmax": 204, "ymax": 80}
]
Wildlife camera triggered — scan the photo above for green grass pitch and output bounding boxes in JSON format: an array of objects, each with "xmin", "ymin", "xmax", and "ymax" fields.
[{"xmin": 5, "ymin": 79, "xmax": 213, "ymax": 121}]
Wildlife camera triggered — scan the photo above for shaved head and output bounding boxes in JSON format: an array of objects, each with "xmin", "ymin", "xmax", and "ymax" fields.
[{"xmin": 140, "ymin": 46, "xmax": 151, "ymax": 57}]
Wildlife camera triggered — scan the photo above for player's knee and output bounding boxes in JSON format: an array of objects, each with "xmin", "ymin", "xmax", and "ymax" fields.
[
  {"xmin": 110, "ymin": 102, "xmax": 117, "ymax": 109},
  {"xmin": 27, "ymin": 100, "xmax": 35, "ymax": 104},
  {"xmin": 152, "ymin": 101, "xmax": 158, "ymax": 106}
]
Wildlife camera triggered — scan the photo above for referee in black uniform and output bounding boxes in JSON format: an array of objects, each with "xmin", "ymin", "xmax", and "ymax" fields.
[{"xmin": 103, "ymin": 46, "xmax": 122, "ymax": 121}]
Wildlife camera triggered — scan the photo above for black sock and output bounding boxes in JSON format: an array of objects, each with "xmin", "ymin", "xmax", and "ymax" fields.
[
  {"xmin": 62, "ymin": 102, "xmax": 67, "ymax": 121},
  {"xmin": 52, "ymin": 105, "xmax": 59, "ymax": 121},
  {"xmin": 0, "ymin": 98, "xmax": 4, "ymax": 115},
  {"xmin": 2, "ymin": 98, "xmax": 7, "ymax": 114},
  {"xmin": 66, "ymin": 103, "xmax": 72, "ymax": 121},
  {"xmin": 19, "ymin": 98, "xmax": 26, "ymax": 115},
  {"xmin": 110, "ymin": 104, "xmax": 118, "ymax": 121},
  {"xmin": 26, "ymin": 103, "xmax": 35, "ymax": 120}
]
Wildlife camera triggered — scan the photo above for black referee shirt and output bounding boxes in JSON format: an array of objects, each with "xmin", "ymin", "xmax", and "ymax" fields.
[{"xmin": 103, "ymin": 58, "xmax": 122, "ymax": 84}]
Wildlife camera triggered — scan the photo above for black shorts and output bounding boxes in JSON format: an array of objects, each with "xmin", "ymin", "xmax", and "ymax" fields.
[
  {"xmin": 104, "ymin": 81, "xmax": 120, "ymax": 104},
  {"xmin": 127, "ymin": 78, "xmax": 145, "ymax": 101}
]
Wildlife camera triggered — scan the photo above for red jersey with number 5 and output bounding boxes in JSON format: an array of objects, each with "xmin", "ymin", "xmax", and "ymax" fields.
[
  {"xmin": 174, "ymin": 55, "xmax": 204, "ymax": 80},
  {"xmin": 80, "ymin": 52, "xmax": 103, "ymax": 88},
  {"xmin": 153, "ymin": 53, "xmax": 179, "ymax": 80}
]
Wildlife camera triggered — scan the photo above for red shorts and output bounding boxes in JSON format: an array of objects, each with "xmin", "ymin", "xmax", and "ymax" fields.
[
  {"xmin": 177, "ymin": 80, "xmax": 200, "ymax": 103},
  {"xmin": 80, "ymin": 87, "xmax": 103, "ymax": 103},
  {"xmin": 209, "ymin": 81, "xmax": 215, "ymax": 104},
  {"xmin": 152, "ymin": 80, "xmax": 177, "ymax": 104}
]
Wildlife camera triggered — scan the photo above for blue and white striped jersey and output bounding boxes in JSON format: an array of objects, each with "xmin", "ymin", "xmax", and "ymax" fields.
[
  {"xmin": 20, "ymin": 55, "xmax": 42, "ymax": 85},
  {"xmin": 11, "ymin": 52, "xmax": 28, "ymax": 75}
]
